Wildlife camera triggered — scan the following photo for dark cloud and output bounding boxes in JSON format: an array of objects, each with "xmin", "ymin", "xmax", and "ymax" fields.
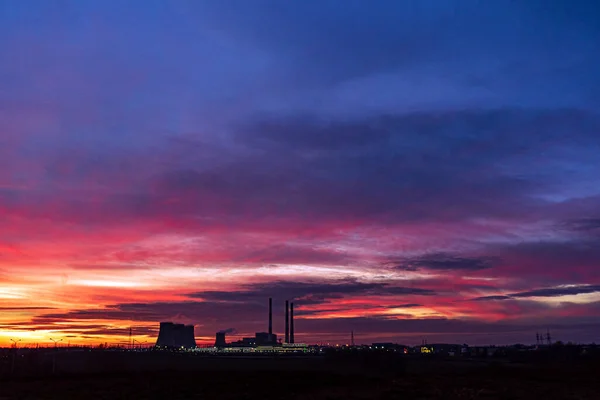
[
  {"xmin": 471, "ymin": 295, "xmax": 512, "ymax": 302},
  {"xmin": 380, "ymin": 287, "xmax": 434, "ymax": 295},
  {"xmin": 471, "ymin": 284, "xmax": 600, "ymax": 301},
  {"xmin": 189, "ymin": 279, "xmax": 435, "ymax": 305},
  {"xmin": 232, "ymin": 244, "xmax": 350, "ymax": 265},
  {"xmin": 296, "ymin": 303, "xmax": 423, "ymax": 317},
  {"xmin": 242, "ymin": 116, "xmax": 395, "ymax": 151},
  {"xmin": 394, "ymin": 253, "xmax": 498, "ymax": 272},
  {"xmin": 512, "ymin": 285, "xmax": 600, "ymax": 298},
  {"xmin": 242, "ymin": 109, "xmax": 599, "ymax": 154},
  {"xmin": 391, "ymin": 303, "xmax": 423, "ymax": 308},
  {"xmin": 563, "ymin": 218, "xmax": 600, "ymax": 232}
]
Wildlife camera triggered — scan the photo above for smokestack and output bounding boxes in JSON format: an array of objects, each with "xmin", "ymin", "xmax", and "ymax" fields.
[
  {"xmin": 285, "ymin": 300, "xmax": 289, "ymax": 343},
  {"xmin": 290, "ymin": 302, "xmax": 294, "ymax": 344},
  {"xmin": 268, "ymin": 297, "xmax": 273, "ymax": 335}
]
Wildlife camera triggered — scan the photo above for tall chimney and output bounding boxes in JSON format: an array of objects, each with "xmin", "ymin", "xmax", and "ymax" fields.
[
  {"xmin": 268, "ymin": 297, "xmax": 273, "ymax": 335},
  {"xmin": 285, "ymin": 300, "xmax": 289, "ymax": 343},
  {"xmin": 290, "ymin": 302, "xmax": 295, "ymax": 344}
]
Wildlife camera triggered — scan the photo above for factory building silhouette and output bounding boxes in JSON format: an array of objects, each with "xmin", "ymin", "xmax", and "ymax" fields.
[{"xmin": 213, "ymin": 298, "xmax": 296, "ymax": 348}]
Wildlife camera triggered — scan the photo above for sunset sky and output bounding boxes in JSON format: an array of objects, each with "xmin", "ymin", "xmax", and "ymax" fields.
[{"xmin": 1, "ymin": 0, "xmax": 600, "ymax": 347}]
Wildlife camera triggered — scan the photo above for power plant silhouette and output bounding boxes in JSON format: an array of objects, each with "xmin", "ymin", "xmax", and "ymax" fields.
[
  {"xmin": 213, "ymin": 298, "xmax": 295, "ymax": 348},
  {"xmin": 155, "ymin": 298, "xmax": 298, "ymax": 349}
]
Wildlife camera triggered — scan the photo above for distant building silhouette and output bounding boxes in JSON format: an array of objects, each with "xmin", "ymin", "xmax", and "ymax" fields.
[{"xmin": 255, "ymin": 331, "xmax": 277, "ymax": 345}]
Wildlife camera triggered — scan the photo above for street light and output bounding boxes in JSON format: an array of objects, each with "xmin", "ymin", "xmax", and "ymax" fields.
[
  {"xmin": 133, "ymin": 339, "xmax": 147, "ymax": 350},
  {"xmin": 9, "ymin": 339, "xmax": 21, "ymax": 374},
  {"xmin": 49, "ymin": 338, "xmax": 63, "ymax": 375}
]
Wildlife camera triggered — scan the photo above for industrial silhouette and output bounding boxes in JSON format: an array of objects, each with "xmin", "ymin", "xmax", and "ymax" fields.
[
  {"xmin": 285, "ymin": 299, "xmax": 289, "ymax": 343},
  {"xmin": 210, "ymin": 298, "xmax": 299, "ymax": 349},
  {"xmin": 290, "ymin": 302, "xmax": 295, "ymax": 344},
  {"xmin": 156, "ymin": 322, "xmax": 196, "ymax": 348}
]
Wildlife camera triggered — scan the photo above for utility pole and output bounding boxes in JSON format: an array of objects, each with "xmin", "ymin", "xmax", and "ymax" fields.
[
  {"xmin": 351, "ymin": 331, "xmax": 355, "ymax": 346},
  {"xmin": 129, "ymin": 327, "xmax": 133, "ymax": 350},
  {"xmin": 546, "ymin": 329, "xmax": 552, "ymax": 346}
]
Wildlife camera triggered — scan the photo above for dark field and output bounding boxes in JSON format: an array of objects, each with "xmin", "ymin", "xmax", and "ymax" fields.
[{"xmin": 1, "ymin": 352, "xmax": 599, "ymax": 399}]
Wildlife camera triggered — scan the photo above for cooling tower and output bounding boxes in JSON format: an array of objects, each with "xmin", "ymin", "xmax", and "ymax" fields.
[
  {"xmin": 156, "ymin": 322, "xmax": 175, "ymax": 347},
  {"xmin": 215, "ymin": 332, "xmax": 227, "ymax": 347},
  {"xmin": 156, "ymin": 322, "xmax": 197, "ymax": 348},
  {"xmin": 182, "ymin": 325, "xmax": 197, "ymax": 348}
]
